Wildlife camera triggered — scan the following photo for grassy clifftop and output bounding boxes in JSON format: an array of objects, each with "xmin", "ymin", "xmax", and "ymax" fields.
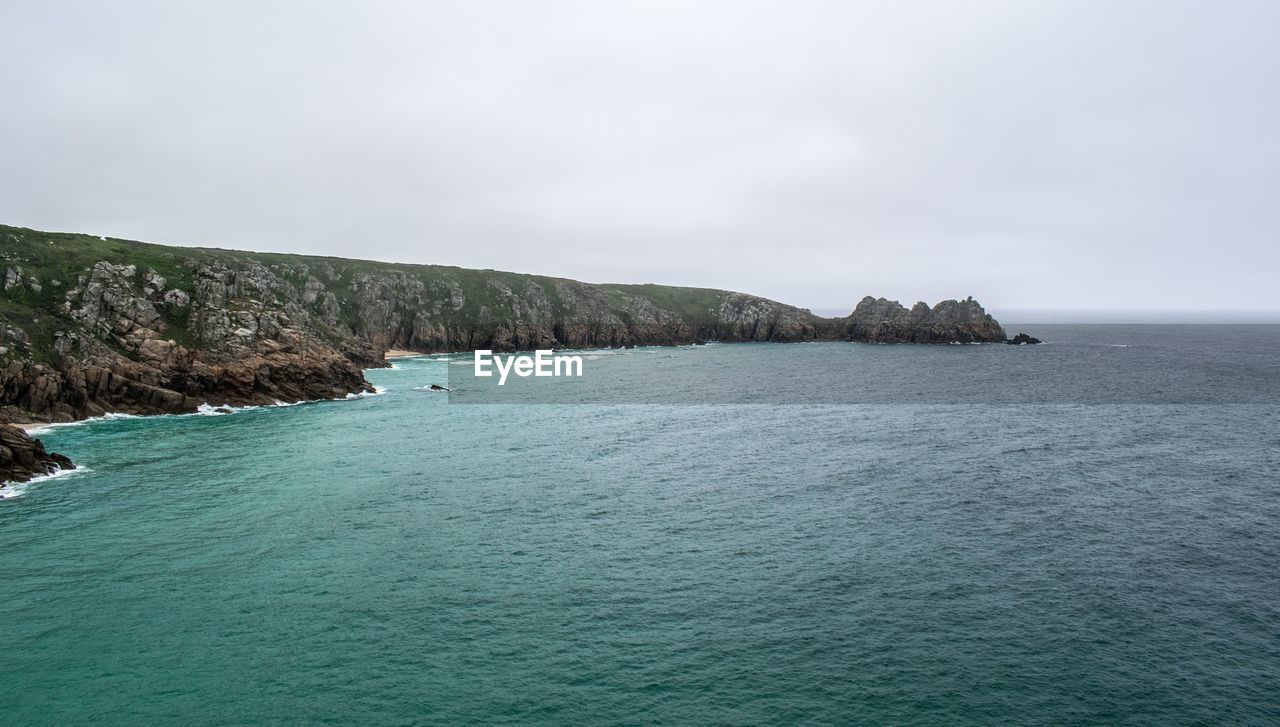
[
  {"xmin": 1, "ymin": 222, "xmax": 1009, "ymax": 424},
  {"xmin": 0, "ymin": 223, "xmax": 820, "ymax": 366}
]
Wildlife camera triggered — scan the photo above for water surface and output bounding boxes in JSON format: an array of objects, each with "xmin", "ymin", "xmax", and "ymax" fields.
[{"xmin": 2, "ymin": 325, "xmax": 1277, "ymax": 724}]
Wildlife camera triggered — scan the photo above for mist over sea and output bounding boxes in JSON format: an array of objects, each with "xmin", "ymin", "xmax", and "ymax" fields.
[{"xmin": 2, "ymin": 325, "xmax": 1277, "ymax": 724}]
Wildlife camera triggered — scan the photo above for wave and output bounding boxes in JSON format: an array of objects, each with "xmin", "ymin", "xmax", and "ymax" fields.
[
  {"xmin": 23, "ymin": 386, "xmax": 386, "ymax": 434},
  {"xmin": 344, "ymin": 385, "xmax": 387, "ymax": 399},
  {"xmin": 192, "ymin": 398, "xmax": 314, "ymax": 416},
  {"xmin": 0, "ymin": 466, "xmax": 92, "ymax": 500},
  {"xmin": 23, "ymin": 413, "xmax": 141, "ymax": 436},
  {"xmin": 194, "ymin": 387, "xmax": 385, "ymax": 414}
]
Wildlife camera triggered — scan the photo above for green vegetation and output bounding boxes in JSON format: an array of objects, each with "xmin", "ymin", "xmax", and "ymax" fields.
[
  {"xmin": 3, "ymin": 223, "xmax": 811, "ymax": 364},
  {"xmin": 601, "ymin": 283, "xmax": 727, "ymax": 324}
]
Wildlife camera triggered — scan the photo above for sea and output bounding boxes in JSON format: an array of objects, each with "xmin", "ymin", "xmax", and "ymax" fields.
[{"xmin": 1, "ymin": 324, "xmax": 1277, "ymax": 724}]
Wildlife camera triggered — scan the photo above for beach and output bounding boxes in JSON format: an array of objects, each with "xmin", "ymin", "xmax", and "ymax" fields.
[{"xmin": 383, "ymin": 349, "xmax": 424, "ymax": 359}]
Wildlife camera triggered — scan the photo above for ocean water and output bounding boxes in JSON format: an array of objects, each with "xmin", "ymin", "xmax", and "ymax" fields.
[{"xmin": 2, "ymin": 325, "xmax": 1278, "ymax": 724}]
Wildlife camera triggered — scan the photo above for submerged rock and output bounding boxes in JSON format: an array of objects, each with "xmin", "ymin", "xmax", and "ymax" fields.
[{"xmin": 1007, "ymin": 332, "xmax": 1043, "ymax": 345}]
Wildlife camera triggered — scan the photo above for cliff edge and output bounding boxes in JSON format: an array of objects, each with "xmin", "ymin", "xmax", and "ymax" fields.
[{"xmin": 1, "ymin": 223, "xmax": 1009, "ymax": 427}]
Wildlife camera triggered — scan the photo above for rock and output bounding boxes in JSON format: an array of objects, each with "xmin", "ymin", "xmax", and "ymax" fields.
[
  {"xmin": 1007, "ymin": 332, "xmax": 1043, "ymax": 345},
  {"xmin": 143, "ymin": 269, "xmax": 167, "ymax": 294},
  {"xmin": 163, "ymin": 289, "xmax": 190, "ymax": 307},
  {"xmin": 0, "ymin": 225, "xmax": 1022, "ymax": 424},
  {"xmin": 64, "ymin": 262, "xmax": 163, "ymax": 350},
  {"xmin": 52, "ymin": 331, "xmax": 78, "ymax": 356},
  {"xmin": 840, "ymin": 295, "xmax": 1007, "ymax": 343},
  {"xmin": 0, "ymin": 423, "xmax": 74, "ymax": 485}
]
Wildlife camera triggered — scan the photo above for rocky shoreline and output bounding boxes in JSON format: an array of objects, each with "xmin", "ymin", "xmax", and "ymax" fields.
[
  {"xmin": 0, "ymin": 223, "xmax": 1040, "ymax": 484},
  {"xmin": 1, "ymin": 422, "xmax": 74, "ymax": 486}
]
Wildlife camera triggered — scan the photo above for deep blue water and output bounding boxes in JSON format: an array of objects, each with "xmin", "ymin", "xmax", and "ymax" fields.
[{"xmin": 2, "ymin": 325, "xmax": 1278, "ymax": 724}]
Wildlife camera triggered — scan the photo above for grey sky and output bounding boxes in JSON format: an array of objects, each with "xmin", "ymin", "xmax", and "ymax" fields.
[{"xmin": 2, "ymin": 1, "xmax": 1277, "ymax": 311}]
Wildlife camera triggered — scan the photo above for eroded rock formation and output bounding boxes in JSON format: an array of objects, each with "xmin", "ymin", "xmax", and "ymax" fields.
[
  {"xmin": 1, "ymin": 422, "xmax": 74, "ymax": 485},
  {"xmin": 839, "ymin": 296, "xmax": 1007, "ymax": 344}
]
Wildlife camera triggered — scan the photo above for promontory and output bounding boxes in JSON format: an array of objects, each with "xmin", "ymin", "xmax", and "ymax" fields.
[{"xmin": 2, "ymin": 223, "xmax": 1016, "ymax": 439}]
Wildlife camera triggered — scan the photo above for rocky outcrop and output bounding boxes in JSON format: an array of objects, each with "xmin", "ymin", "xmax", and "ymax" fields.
[
  {"xmin": 1007, "ymin": 332, "xmax": 1043, "ymax": 345},
  {"xmin": 1, "ymin": 423, "xmax": 74, "ymax": 485},
  {"xmin": 65, "ymin": 262, "xmax": 166, "ymax": 351},
  {"xmin": 714, "ymin": 294, "xmax": 821, "ymax": 342},
  {"xmin": 835, "ymin": 296, "xmax": 1007, "ymax": 343},
  {"xmin": 0, "ymin": 223, "xmax": 1025, "ymax": 427},
  {"xmin": 0, "ymin": 331, "xmax": 375, "ymax": 423},
  {"xmin": 3, "ymin": 252, "xmax": 378, "ymax": 423}
]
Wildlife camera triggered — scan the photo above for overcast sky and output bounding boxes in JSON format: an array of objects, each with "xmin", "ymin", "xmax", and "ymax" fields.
[{"xmin": 2, "ymin": 1, "xmax": 1277, "ymax": 311}]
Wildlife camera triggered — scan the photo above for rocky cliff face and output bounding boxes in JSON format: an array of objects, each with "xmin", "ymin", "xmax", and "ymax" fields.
[
  {"xmin": 2, "ymin": 253, "xmax": 376, "ymax": 424},
  {"xmin": 837, "ymin": 295, "xmax": 1007, "ymax": 344},
  {"xmin": 0, "ymin": 223, "xmax": 1010, "ymax": 426},
  {"xmin": 1, "ymin": 422, "xmax": 73, "ymax": 485}
]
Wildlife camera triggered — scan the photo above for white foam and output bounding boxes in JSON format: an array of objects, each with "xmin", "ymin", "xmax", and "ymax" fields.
[
  {"xmin": 22, "ymin": 413, "xmax": 139, "ymax": 435},
  {"xmin": 191, "ymin": 398, "xmax": 311, "ymax": 416},
  {"xmin": 21, "ymin": 389, "xmax": 370, "ymax": 435},
  {"xmin": 0, "ymin": 466, "xmax": 92, "ymax": 500},
  {"xmin": 343, "ymin": 385, "xmax": 387, "ymax": 399}
]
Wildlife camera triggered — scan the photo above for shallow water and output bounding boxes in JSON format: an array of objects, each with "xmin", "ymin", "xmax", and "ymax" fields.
[{"xmin": 2, "ymin": 326, "xmax": 1278, "ymax": 724}]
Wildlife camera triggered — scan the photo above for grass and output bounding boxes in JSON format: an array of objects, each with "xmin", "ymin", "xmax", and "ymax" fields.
[{"xmin": 1, "ymin": 222, "xmax": 813, "ymax": 364}]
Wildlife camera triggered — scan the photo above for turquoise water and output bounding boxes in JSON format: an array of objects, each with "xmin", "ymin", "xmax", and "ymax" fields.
[{"xmin": 2, "ymin": 327, "xmax": 1279, "ymax": 724}]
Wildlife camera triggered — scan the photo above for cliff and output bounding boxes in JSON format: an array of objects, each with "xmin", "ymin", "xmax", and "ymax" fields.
[{"xmin": 1, "ymin": 223, "xmax": 1008, "ymax": 426}]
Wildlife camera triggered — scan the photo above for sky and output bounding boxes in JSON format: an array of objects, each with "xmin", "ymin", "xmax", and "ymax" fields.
[{"xmin": 2, "ymin": 1, "xmax": 1277, "ymax": 312}]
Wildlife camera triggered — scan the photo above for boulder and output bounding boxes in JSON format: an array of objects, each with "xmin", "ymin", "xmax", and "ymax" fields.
[{"xmin": 0, "ymin": 423, "xmax": 74, "ymax": 485}]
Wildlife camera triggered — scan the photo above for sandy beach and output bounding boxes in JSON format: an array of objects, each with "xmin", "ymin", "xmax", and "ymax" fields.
[{"xmin": 384, "ymin": 349, "xmax": 425, "ymax": 359}]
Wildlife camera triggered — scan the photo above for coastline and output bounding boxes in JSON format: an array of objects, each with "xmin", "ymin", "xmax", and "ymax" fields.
[
  {"xmin": 0, "ymin": 225, "xmax": 1016, "ymax": 424},
  {"xmin": 10, "ymin": 337, "xmax": 1021, "ymax": 429}
]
